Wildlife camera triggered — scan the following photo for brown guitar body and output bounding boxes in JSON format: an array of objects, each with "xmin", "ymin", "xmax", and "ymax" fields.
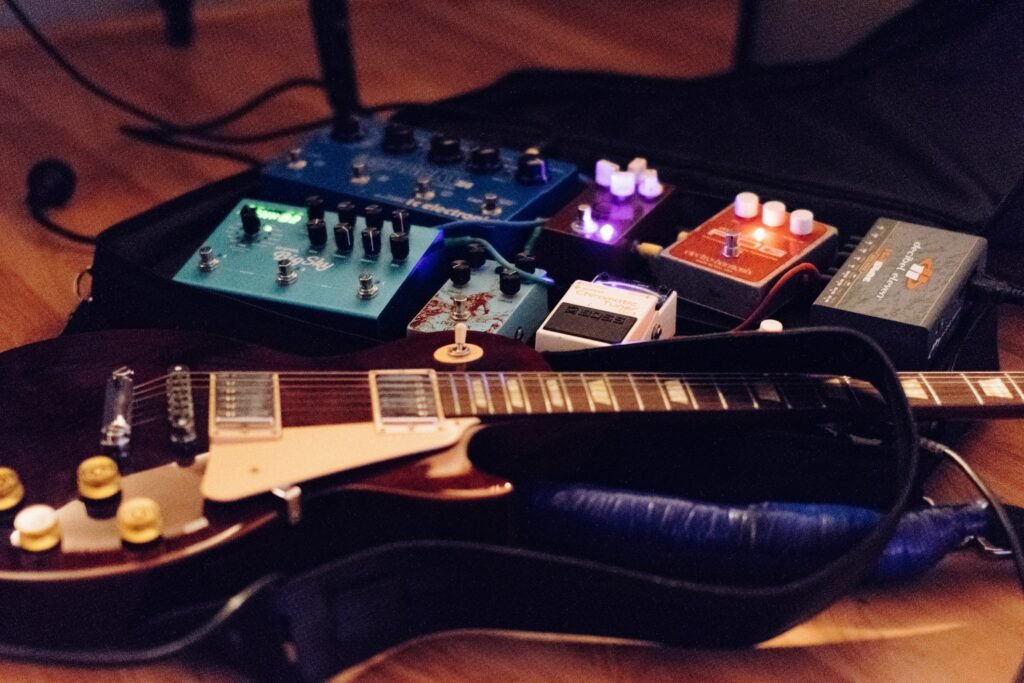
[{"xmin": 0, "ymin": 329, "xmax": 547, "ymax": 647}]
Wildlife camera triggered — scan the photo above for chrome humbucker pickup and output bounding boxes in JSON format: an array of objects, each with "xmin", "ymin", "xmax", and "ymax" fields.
[{"xmin": 369, "ymin": 370, "xmax": 445, "ymax": 432}]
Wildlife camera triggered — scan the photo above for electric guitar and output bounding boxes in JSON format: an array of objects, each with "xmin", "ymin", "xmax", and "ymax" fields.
[{"xmin": 0, "ymin": 328, "xmax": 1021, "ymax": 648}]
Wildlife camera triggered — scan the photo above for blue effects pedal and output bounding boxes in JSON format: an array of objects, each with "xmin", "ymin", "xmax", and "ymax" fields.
[
  {"xmin": 406, "ymin": 259, "xmax": 549, "ymax": 342},
  {"xmin": 261, "ymin": 118, "xmax": 580, "ymax": 227},
  {"xmin": 173, "ymin": 198, "xmax": 447, "ymax": 339}
]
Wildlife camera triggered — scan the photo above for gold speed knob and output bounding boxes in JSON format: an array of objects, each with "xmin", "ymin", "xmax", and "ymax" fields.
[
  {"xmin": 117, "ymin": 497, "xmax": 163, "ymax": 545},
  {"xmin": 13, "ymin": 504, "xmax": 61, "ymax": 552},
  {"xmin": 0, "ymin": 467, "xmax": 25, "ymax": 511},
  {"xmin": 77, "ymin": 456, "xmax": 121, "ymax": 501}
]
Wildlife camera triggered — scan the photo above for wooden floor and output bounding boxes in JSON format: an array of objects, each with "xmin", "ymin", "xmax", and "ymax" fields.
[{"xmin": 1, "ymin": 1, "xmax": 1023, "ymax": 681}]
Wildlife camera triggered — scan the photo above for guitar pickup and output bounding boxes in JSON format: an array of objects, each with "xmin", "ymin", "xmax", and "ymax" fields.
[
  {"xmin": 369, "ymin": 370, "xmax": 444, "ymax": 433},
  {"xmin": 208, "ymin": 372, "xmax": 282, "ymax": 443}
]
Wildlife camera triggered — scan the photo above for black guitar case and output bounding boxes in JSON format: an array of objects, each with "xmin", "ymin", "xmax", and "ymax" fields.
[{"xmin": 59, "ymin": 0, "xmax": 1022, "ymax": 678}]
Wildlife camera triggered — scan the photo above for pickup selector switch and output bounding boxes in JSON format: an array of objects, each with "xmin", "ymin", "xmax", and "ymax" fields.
[
  {"xmin": 382, "ymin": 121, "xmax": 416, "ymax": 153},
  {"xmin": 428, "ymin": 134, "xmax": 462, "ymax": 164}
]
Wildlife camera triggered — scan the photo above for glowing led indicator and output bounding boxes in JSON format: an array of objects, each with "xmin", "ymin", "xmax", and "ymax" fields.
[
  {"xmin": 599, "ymin": 224, "xmax": 616, "ymax": 242},
  {"xmin": 583, "ymin": 219, "xmax": 598, "ymax": 235},
  {"xmin": 753, "ymin": 227, "xmax": 767, "ymax": 242}
]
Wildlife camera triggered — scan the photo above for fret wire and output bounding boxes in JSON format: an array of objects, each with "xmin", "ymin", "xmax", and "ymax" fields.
[
  {"xmin": 462, "ymin": 375, "xmax": 477, "ymax": 416},
  {"xmin": 557, "ymin": 374, "xmax": 574, "ymax": 413},
  {"xmin": 918, "ymin": 372, "xmax": 941, "ymax": 406},
  {"xmin": 654, "ymin": 376, "xmax": 672, "ymax": 412},
  {"xmin": 498, "ymin": 372, "xmax": 512, "ymax": 414},
  {"xmin": 742, "ymin": 376, "xmax": 759, "ymax": 410},
  {"xmin": 628, "ymin": 373, "xmax": 645, "ymax": 412},
  {"xmin": 773, "ymin": 377, "xmax": 792, "ymax": 410},
  {"xmin": 961, "ymin": 372, "xmax": 984, "ymax": 405},
  {"xmin": 602, "ymin": 374, "xmax": 621, "ymax": 413},
  {"xmin": 517, "ymin": 373, "xmax": 534, "ymax": 415},
  {"xmin": 579, "ymin": 373, "xmax": 596, "ymax": 413},
  {"xmin": 713, "ymin": 378, "xmax": 728, "ymax": 410},
  {"xmin": 1006, "ymin": 374, "xmax": 1024, "ymax": 402},
  {"xmin": 684, "ymin": 378, "xmax": 700, "ymax": 410}
]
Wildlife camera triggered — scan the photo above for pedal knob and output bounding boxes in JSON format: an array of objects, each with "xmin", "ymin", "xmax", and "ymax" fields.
[
  {"xmin": 610, "ymin": 170, "xmax": 636, "ymax": 201},
  {"xmin": 790, "ymin": 209, "xmax": 814, "ymax": 236},
  {"xmin": 364, "ymin": 204, "xmax": 384, "ymax": 230},
  {"xmin": 759, "ymin": 319, "xmax": 784, "ymax": 332},
  {"xmin": 334, "ymin": 223, "xmax": 355, "ymax": 253},
  {"xmin": 361, "ymin": 227, "xmax": 382, "ymax": 256},
  {"xmin": 450, "ymin": 259, "xmax": 471, "ymax": 286},
  {"xmin": 481, "ymin": 193, "xmax": 500, "ymax": 215},
  {"xmin": 637, "ymin": 169, "xmax": 664, "ymax": 199},
  {"xmin": 358, "ymin": 272, "xmax": 379, "ymax": 299},
  {"xmin": 515, "ymin": 252, "xmax": 537, "ymax": 273},
  {"xmin": 390, "ymin": 231, "xmax": 410, "ymax": 262},
  {"xmin": 350, "ymin": 160, "xmax": 370, "ymax": 184},
  {"xmin": 515, "ymin": 153, "xmax": 548, "ymax": 185},
  {"xmin": 499, "ymin": 269, "xmax": 521, "ymax": 296},
  {"xmin": 468, "ymin": 144, "xmax": 501, "ymax": 173},
  {"xmin": 734, "ymin": 192, "xmax": 759, "ymax": 219},
  {"xmin": 594, "ymin": 159, "xmax": 620, "ymax": 188},
  {"xmin": 305, "ymin": 195, "xmax": 325, "ymax": 222},
  {"xmin": 277, "ymin": 258, "xmax": 298, "ymax": 286},
  {"xmin": 13, "ymin": 505, "xmax": 61, "ymax": 552},
  {"xmin": 391, "ymin": 209, "xmax": 410, "ymax": 235},
  {"xmin": 117, "ymin": 497, "xmax": 163, "ymax": 545},
  {"xmin": 331, "ymin": 112, "xmax": 364, "ymax": 142},
  {"xmin": 240, "ymin": 205, "xmax": 261, "ymax": 236},
  {"xmin": 0, "ymin": 467, "xmax": 25, "ymax": 512},
  {"xmin": 336, "ymin": 200, "xmax": 357, "ymax": 227},
  {"xmin": 307, "ymin": 218, "xmax": 328, "ymax": 248},
  {"xmin": 77, "ymin": 455, "xmax": 121, "ymax": 501},
  {"xmin": 466, "ymin": 242, "xmax": 487, "ymax": 269},
  {"xmin": 428, "ymin": 134, "xmax": 462, "ymax": 164},
  {"xmin": 382, "ymin": 121, "xmax": 416, "ymax": 153},
  {"xmin": 762, "ymin": 200, "xmax": 787, "ymax": 227}
]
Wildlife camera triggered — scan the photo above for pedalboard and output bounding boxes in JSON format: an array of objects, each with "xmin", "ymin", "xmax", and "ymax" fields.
[
  {"xmin": 538, "ymin": 157, "xmax": 675, "ymax": 283},
  {"xmin": 173, "ymin": 198, "xmax": 447, "ymax": 339},
  {"xmin": 654, "ymin": 192, "xmax": 838, "ymax": 318},
  {"xmin": 811, "ymin": 218, "xmax": 988, "ymax": 368},
  {"xmin": 261, "ymin": 117, "xmax": 580, "ymax": 229},
  {"xmin": 534, "ymin": 277, "xmax": 677, "ymax": 352},
  {"xmin": 406, "ymin": 258, "xmax": 549, "ymax": 342}
]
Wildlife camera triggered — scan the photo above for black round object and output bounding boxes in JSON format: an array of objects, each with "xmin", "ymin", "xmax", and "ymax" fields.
[
  {"xmin": 515, "ymin": 154, "xmax": 548, "ymax": 185},
  {"xmin": 382, "ymin": 122, "xmax": 416, "ymax": 153},
  {"xmin": 240, "ymin": 205, "xmax": 261, "ymax": 236},
  {"xmin": 450, "ymin": 259, "xmax": 471, "ymax": 286},
  {"xmin": 499, "ymin": 269, "xmax": 522, "ymax": 296},
  {"xmin": 364, "ymin": 204, "xmax": 384, "ymax": 230},
  {"xmin": 334, "ymin": 223, "xmax": 354, "ymax": 252},
  {"xmin": 390, "ymin": 231, "xmax": 410, "ymax": 262},
  {"xmin": 362, "ymin": 227, "xmax": 382, "ymax": 256},
  {"xmin": 336, "ymin": 201, "xmax": 357, "ymax": 227},
  {"xmin": 307, "ymin": 218, "xmax": 328, "ymax": 248},
  {"xmin": 465, "ymin": 242, "xmax": 487, "ymax": 269},
  {"xmin": 428, "ymin": 134, "xmax": 462, "ymax": 164},
  {"xmin": 391, "ymin": 209, "xmax": 410, "ymax": 234},
  {"xmin": 515, "ymin": 252, "xmax": 537, "ymax": 273},
  {"xmin": 468, "ymin": 145, "xmax": 501, "ymax": 173},
  {"xmin": 26, "ymin": 158, "xmax": 76, "ymax": 208},
  {"xmin": 331, "ymin": 113, "xmax": 364, "ymax": 142},
  {"xmin": 306, "ymin": 195, "xmax": 325, "ymax": 222}
]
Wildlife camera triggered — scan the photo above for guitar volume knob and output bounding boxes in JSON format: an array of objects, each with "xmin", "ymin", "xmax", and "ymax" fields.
[
  {"xmin": 117, "ymin": 497, "xmax": 163, "ymax": 545},
  {"xmin": 77, "ymin": 455, "xmax": 121, "ymax": 501},
  {"xmin": 0, "ymin": 467, "xmax": 25, "ymax": 511}
]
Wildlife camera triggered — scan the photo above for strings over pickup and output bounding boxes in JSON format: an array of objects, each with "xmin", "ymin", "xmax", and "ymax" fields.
[{"xmin": 209, "ymin": 372, "xmax": 282, "ymax": 443}]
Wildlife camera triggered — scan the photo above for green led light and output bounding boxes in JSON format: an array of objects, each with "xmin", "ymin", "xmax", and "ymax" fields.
[{"xmin": 255, "ymin": 206, "xmax": 303, "ymax": 225}]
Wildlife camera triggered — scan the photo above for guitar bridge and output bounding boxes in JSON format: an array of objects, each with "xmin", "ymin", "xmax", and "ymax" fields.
[{"xmin": 369, "ymin": 370, "xmax": 445, "ymax": 433}]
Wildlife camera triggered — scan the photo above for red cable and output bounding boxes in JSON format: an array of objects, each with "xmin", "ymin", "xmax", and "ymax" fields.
[{"xmin": 731, "ymin": 262, "xmax": 822, "ymax": 332}]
